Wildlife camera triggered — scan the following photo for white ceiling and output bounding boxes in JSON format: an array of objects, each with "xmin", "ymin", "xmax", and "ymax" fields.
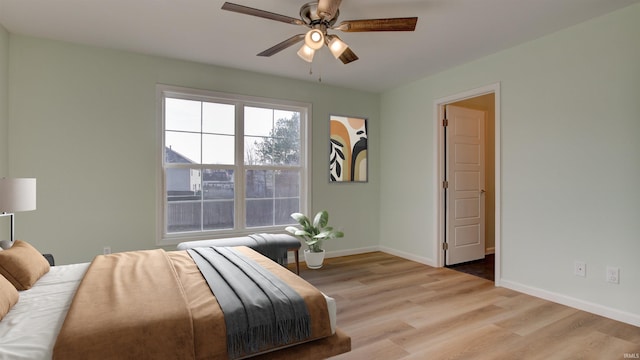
[{"xmin": 1, "ymin": 0, "xmax": 638, "ymax": 93}]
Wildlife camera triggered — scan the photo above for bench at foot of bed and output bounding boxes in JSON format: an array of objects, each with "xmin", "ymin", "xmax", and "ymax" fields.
[{"xmin": 176, "ymin": 233, "xmax": 302, "ymax": 274}]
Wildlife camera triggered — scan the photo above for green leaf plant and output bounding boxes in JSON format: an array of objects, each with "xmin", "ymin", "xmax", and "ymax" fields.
[{"xmin": 285, "ymin": 210, "xmax": 344, "ymax": 253}]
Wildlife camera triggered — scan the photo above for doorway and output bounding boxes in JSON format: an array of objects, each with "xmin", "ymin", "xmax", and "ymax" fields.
[
  {"xmin": 447, "ymin": 254, "xmax": 495, "ymax": 281},
  {"xmin": 434, "ymin": 83, "xmax": 501, "ymax": 284}
]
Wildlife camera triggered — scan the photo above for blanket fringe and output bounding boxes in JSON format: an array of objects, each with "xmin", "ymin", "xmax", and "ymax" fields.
[{"xmin": 229, "ymin": 317, "xmax": 311, "ymax": 359}]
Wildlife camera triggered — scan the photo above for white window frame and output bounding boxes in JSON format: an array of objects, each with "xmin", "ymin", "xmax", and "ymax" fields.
[{"xmin": 156, "ymin": 85, "xmax": 311, "ymax": 246}]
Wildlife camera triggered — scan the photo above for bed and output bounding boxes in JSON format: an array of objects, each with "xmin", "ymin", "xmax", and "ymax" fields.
[{"xmin": 0, "ymin": 241, "xmax": 351, "ymax": 360}]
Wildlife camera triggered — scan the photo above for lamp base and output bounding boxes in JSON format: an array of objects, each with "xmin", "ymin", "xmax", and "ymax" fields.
[
  {"xmin": 0, "ymin": 212, "xmax": 15, "ymax": 249},
  {"xmin": 0, "ymin": 239, "xmax": 14, "ymax": 250}
]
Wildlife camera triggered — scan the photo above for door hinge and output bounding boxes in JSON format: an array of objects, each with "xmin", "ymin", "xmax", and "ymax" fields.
[
  {"xmin": 442, "ymin": 242, "xmax": 449, "ymax": 251},
  {"xmin": 443, "ymin": 180, "xmax": 448, "ymax": 189},
  {"xmin": 442, "ymin": 118, "xmax": 449, "ymax": 127}
]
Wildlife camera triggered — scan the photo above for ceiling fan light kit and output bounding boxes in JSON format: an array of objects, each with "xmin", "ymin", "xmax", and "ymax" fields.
[{"xmin": 221, "ymin": 1, "xmax": 418, "ymax": 65}]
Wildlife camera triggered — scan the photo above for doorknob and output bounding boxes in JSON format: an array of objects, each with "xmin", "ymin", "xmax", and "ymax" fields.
[{"xmin": 480, "ymin": 189, "xmax": 486, "ymax": 194}]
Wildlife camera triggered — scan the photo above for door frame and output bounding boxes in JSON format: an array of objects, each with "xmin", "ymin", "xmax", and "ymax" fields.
[{"xmin": 433, "ymin": 82, "xmax": 502, "ymax": 285}]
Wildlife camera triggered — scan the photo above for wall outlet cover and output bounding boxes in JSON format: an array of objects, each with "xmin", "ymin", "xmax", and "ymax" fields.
[
  {"xmin": 606, "ymin": 266, "xmax": 620, "ymax": 284},
  {"xmin": 574, "ymin": 261, "xmax": 586, "ymax": 277}
]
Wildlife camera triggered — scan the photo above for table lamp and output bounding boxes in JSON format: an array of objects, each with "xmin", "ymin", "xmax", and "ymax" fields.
[{"xmin": 0, "ymin": 178, "xmax": 37, "ymax": 249}]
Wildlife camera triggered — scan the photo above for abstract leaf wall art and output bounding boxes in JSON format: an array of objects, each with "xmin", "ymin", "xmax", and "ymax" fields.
[{"xmin": 329, "ymin": 115, "xmax": 367, "ymax": 182}]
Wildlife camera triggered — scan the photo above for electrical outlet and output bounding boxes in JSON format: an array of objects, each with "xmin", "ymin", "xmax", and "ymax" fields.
[
  {"xmin": 103, "ymin": 246, "xmax": 111, "ymax": 255},
  {"xmin": 574, "ymin": 261, "xmax": 586, "ymax": 277},
  {"xmin": 606, "ymin": 266, "xmax": 620, "ymax": 284}
]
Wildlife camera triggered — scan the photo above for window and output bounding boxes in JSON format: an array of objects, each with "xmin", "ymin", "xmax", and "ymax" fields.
[{"xmin": 157, "ymin": 85, "xmax": 310, "ymax": 245}]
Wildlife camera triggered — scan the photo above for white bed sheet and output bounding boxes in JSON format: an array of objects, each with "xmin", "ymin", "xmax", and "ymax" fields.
[
  {"xmin": 0, "ymin": 263, "xmax": 89, "ymax": 360},
  {"xmin": 0, "ymin": 262, "xmax": 336, "ymax": 360},
  {"xmin": 326, "ymin": 294, "xmax": 336, "ymax": 334}
]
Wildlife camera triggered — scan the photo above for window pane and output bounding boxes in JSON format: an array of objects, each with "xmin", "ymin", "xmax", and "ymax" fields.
[
  {"xmin": 166, "ymin": 131, "xmax": 201, "ymax": 164},
  {"xmin": 167, "ymin": 201, "xmax": 201, "ymax": 233},
  {"xmin": 244, "ymin": 136, "xmax": 268, "ymax": 165},
  {"xmin": 246, "ymin": 199, "xmax": 273, "ymax": 227},
  {"xmin": 274, "ymin": 110, "xmax": 298, "ymax": 125},
  {"xmin": 165, "ymin": 98, "xmax": 201, "ymax": 132},
  {"xmin": 203, "ymin": 201, "xmax": 234, "ymax": 230},
  {"xmin": 203, "ymin": 102, "xmax": 235, "ymax": 135},
  {"xmin": 244, "ymin": 110, "xmax": 300, "ymax": 166},
  {"xmin": 245, "ymin": 106, "xmax": 273, "ymax": 137},
  {"xmin": 203, "ymin": 169, "xmax": 234, "ymax": 200},
  {"xmin": 203, "ymin": 134, "xmax": 234, "ymax": 164},
  {"xmin": 166, "ymin": 168, "xmax": 202, "ymax": 195},
  {"xmin": 274, "ymin": 170, "xmax": 299, "ymax": 197},
  {"xmin": 246, "ymin": 170, "xmax": 299, "ymax": 226},
  {"xmin": 273, "ymin": 112, "xmax": 301, "ymax": 166},
  {"xmin": 275, "ymin": 198, "xmax": 298, "ymax": 225},
  {"xmin": 246, "ymin": 170, "xmax": 273, "ymax": 199},
  {"xmin": 166, "ymin": 168, "xmax": 202, "ymax": 233}
]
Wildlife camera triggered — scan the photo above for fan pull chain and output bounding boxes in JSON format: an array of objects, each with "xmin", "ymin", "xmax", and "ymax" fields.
[{"xmin": 307, "ymin": 61, "xmax": 321, "ymax": 83}]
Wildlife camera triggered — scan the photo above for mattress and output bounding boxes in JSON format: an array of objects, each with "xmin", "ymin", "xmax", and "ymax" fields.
[{"xmin": 0, "ymin": 260, "xmax": 336, "ymax": 360}]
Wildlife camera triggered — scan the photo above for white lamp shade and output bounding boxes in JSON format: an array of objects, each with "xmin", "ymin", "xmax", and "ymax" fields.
[
  {"xmin": 304, "ymin": 29, "xmax": 324, "ymax": 50},
  {"xmin": 0, "ymin": 178, "xmax": 37, "ymax": 212},
  {"xmin": 327, "ymin": 35, "xmax": 349, "ymax": 59},
  {"xmin": 297, "ymin": 44, "xmax": 315, "ymax": 63}
]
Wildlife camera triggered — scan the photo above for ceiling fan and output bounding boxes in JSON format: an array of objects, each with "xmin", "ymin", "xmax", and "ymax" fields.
[{"xmin": 221, "ymin": 0, "xmax": 418, "ymax": 64}]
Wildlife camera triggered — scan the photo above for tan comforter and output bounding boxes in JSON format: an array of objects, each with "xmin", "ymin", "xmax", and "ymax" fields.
[{"xmin": 53, "ymin": 246, "xmax": 333, "ymax": 360}]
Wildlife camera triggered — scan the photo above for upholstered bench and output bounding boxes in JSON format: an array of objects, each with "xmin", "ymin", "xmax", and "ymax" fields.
[{"xmin": 176, "ymin": 233, "xmax": 302, "ymax": 274}]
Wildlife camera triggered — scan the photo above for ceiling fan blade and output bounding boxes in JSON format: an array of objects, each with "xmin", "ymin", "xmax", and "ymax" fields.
[
  {"xmin": 257, "ymin": 34, "xmax": 305, "ymax": 57},
  {"xmin": 338, "ymin": 47, "xmax": 359, "ymax": 64},
  {"xmin": 221, "ymin": 2, "xmax": 305, "ymax": 26},
  {"xmin": 335, "ymin": 17, "xmax": 418, "ymax": 32},
  {"xmin": 317, "ymin": 0, "xmax": 342, "ymax": 20}
]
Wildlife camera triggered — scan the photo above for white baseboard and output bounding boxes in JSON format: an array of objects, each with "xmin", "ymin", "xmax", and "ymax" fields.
[
  {"xmin": 289, "ymin": 246, "xmax": 380, "ymax": 264},
  {"xmin": 379, "ymin": 246, "xmax": 437, "ymax": 267},
  {"xmin": 500, "ymin": 279, "xmax": 640, "ymax": 328},
  {"xmin": 325, "ymin": 246, "xmax": 380, "ymax": 259},
  {"xmin": 292, "ymin": 246, "xmax": 433, "ymax": 266}
]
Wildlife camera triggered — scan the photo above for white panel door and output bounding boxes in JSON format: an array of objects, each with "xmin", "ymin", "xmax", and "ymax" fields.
[{"xmin": 446, "ymin": 105, "xmax": 486, "ymax": 265}]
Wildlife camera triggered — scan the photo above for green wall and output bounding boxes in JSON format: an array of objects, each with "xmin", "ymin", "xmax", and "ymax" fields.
[
  {"xmin": 380, "ymin": 3, "xmax": 640, "ymax": 320},
  {"xmin": 0, "ymin": 24, "xmax": 8, "ymax": 176},
  {"xmin": 7, "ymin": 35, "xmax": 380, "ymax": 264},
  {"xmin": 0, "ymin": 25, "xmax": 9, "ymax": 240}
]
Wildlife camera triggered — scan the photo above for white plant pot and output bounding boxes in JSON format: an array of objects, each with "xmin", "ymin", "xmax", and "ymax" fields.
[{"xmin": 304, "ymin": 249, "xmax": 325, "ymax": 269}]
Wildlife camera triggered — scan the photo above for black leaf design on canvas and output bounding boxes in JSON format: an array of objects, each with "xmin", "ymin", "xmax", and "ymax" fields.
[{"xmin": 329, "ymin": 138, "xmax": 346, "ymax": 181}]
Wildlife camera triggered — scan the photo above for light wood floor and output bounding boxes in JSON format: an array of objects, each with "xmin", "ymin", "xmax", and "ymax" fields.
[{"xmin": 294, "ymin": 252, "xmax": 640, "ymax": 359}]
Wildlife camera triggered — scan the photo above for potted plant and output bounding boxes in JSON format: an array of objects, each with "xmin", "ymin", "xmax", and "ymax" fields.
[{"xmin": 285, "ymin": 210, "xmax": 344, "ymax": 269}]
